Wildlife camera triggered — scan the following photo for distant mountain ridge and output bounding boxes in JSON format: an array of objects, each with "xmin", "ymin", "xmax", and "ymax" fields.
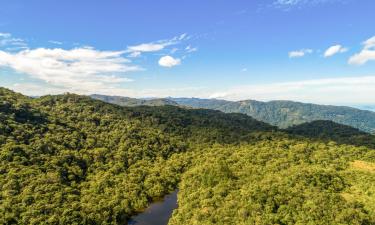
[
  {"xmin": 91, "ymin": 95, "xmax": 375, "ymax": 133},
  {"xmin": 172, "ymin": 98, "xmax": 375, "ymax": 133},
  {"xmin": 91, "ymin": 94, "xmax": 179, "ymax": 107}
]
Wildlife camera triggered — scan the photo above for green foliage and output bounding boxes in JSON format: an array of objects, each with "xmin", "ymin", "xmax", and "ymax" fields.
[
  {"xmin": 170, "ymin": 138, "xmax": 375, "ymax": 225},
  {"xmin": 0, "ymin": 88, "xmax": 273, "ymax": 224},
  {"xmin": 286, "ymin": 120, "xmax": 375, "ymax": 149},
  {"xmin": 1, "ymin": 87, "xmax": 375, "ymax": 224}
]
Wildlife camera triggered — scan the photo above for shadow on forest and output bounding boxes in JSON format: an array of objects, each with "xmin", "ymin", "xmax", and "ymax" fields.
[{"xmin": 283, "ymin": 120, "xmax": 375, "ymax": 149}]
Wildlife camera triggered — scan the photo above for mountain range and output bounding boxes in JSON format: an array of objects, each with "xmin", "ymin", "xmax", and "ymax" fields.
[{"xmin": 91, "ymin": 95, "xmax": 375, "ymax": 134}]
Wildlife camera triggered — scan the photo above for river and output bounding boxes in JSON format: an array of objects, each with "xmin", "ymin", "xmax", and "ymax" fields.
[{"xmin": 128, "ymin": 190, "xmax": 178, "ymax": 225}]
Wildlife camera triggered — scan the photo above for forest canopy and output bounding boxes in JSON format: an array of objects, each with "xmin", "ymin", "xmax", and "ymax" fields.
[{"xmin": 0, "ymin": 87, "xmax": 374, "ymax": 224}]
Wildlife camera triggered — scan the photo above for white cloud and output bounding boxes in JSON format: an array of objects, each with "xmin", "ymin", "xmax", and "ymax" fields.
[
  {"xmin": 127, "ymin": 43, "xmax": 168, "ymax": 52},
  {"xmin": 49, "ymin": 40, "xmax": 63, "ymax": 45},
  {"xmin": 158, "ymin": 55, "xmax": 181, "ymax": 68},
  {"xmin": 0, "ymin": 47, "xmax": 140, "ymax": 93},
  {"xmin": 185, "ymin": 45, "xmax": 198, "ymax": 53},
  {"xmin": 275, "ymin": 0, "xmax": 303, "ymax": 5},
  {"xmin": 179, "ymin": 33, "xmax": 188, "ymax": 40},
  {"xmin": 126, "ymin": 34, "xmax": 189, "ymax": 54},
  {"xmin": 208, "ymin": 76, "xmax": 375, "ymax": 104},
  {"xmin": 349, "ymin": 36, "xmax": 375, "ymax": 65},
  {"xmin": 324, "ymin": 44, "xmax": 347, "ymax": 57},
  {"xmin": 0, "ymin": 32, "xmax": 11, "ymax": 38},
  {"xmin": 289, "ymin": 49, "xmax": 313, "ymax": 58},
  {"xmin": 0, "ymin": 32, "xmax": 27, "ymax": 49},
  {"xmin": 241, "ymin": 68, "xmax": 248, "ymax": 72},
  {"xmin": 363, "ymin": 36, "xmax": 375, "ymax": 49},
  {"xmin": 274, "ymin": 0, "xmax": 336, "ymax": 7},
  {"xmin": 128, "ymin": 51, "xmax": 141, "ymax": 58}
]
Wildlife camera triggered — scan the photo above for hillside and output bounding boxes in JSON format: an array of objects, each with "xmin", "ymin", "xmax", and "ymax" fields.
[
  {"xmin": 172, "ymin": 98, "xmax": 375, "ymax": 134},
  {"xmin": 1, "ymin": 87, "xmax": 375, "ymax": 224},
  {"xmin": 91, "ymin": 94, "xmax": 179, "ymax": 107},
  {"xmin": 0, "ymin": 88, "xmax": 274, "ymax": 224},
  {"xmin": 91, "ymin": 95, "xmax": 375, "ymax": 133},
  {"xmin": 285, "ymin": 120, "xmax": 375, "ymax": 148}
]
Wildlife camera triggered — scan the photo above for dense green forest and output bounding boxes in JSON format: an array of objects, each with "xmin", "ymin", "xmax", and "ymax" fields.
[
  {"xmin": 91, "ymin": 95, "xmax": 375, "ymax": 133},
  {"xmin": 170, "ymin": 137, "xmax": 375, "ymax": 225},
  {"xmin": 1, "ymin": 87, "xmax": 375, "ymax": 224}
]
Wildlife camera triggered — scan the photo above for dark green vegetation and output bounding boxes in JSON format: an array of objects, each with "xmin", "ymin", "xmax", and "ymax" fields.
[
  {"xmin": 170, "ymin": 138, "xmax": 375, "ymax": 225},
  {"xmin": 91, "ymin": 95, "xmax": 375, "ymax": 133},
  {"xmin": 285, "ymin": 120, "xmax": 375, "ymax": 149},
  {"xmin": 171, "ymin": 98, "xmax": 375, "ymax": 134},
  {"xmin": 1, "ymin": 87, "xmax": 375, "ymax": 224}
]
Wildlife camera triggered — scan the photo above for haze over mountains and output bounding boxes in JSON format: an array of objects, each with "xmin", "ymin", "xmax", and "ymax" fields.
[{"xmin": 91, "ymin": 95, "xmax": 375, "ymax": 134}]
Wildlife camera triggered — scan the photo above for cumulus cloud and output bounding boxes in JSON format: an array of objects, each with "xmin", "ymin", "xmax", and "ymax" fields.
[
  {"xmin": 158, "ymin": 55, "xmax": 181, "ymax": 68},
  {"xmin": 0, "ymin": 47, "xmax": 140, "ymax": 93},
  {"xmin": 208, "ymin": 76, "xmax": 375, "ymax": 104},
  {"xmin": 288, "ymin": 49, "xmax": 313, "ymax": 58},
  {"xmin": 324, "ymin": 44, "xmax": 348, "ymax": 57},
  {"xmin": 349, "ymin": 36, "xmax": 375, "ymax": 65}
]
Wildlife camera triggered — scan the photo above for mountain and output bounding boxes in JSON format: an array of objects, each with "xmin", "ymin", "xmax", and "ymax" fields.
[
  {"xmin": 91, "ymin": 94, "xmax": 179, "ymax": 107},
  {"xmin": 91, "ymin": 95, "xmax": 375, "ymax": 134},
  {"xmin": 285, "ymin": 120, "xmax": 375, "ymax": 148},
  {"xmin": 171, "ymin": 98, "xmax": 375, "ymax": 134},
  {"xmin": 1, "ymin": 87, "xmax": 374, "ymax": 224}
]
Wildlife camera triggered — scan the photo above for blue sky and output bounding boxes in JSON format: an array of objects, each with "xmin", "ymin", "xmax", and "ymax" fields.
[{"xmin": 0, "ymin": 0, "xmax": 375, "ymax": 106}]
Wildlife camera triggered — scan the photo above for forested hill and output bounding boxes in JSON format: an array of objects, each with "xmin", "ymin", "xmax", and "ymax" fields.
[
  {"xmin": 1, "ymin": 87, "xmax": 375, "ymax": 224},
  {"xmin": 285, "ymin": 120, "xmax": 375, "ymax": 149},
  {"xmin": 172, "ymin": 98, "xmax": 375, "ymax": 133},
  {"xmin": 91, "ymin": 94, "xmax": 179, "ymax": 107},
  {"xmin": 0, "ymin": 87, "xmax": 274, "ymax": 224},
  {"xmin": 92, "ymin": 95, "xmax": 375, "ymax": 133}
]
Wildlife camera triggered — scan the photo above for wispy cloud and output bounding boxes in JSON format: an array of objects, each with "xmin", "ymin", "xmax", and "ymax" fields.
[
  {"xmin": 128, "ymin": 51, "xmax": 142, "ymax": 58},
  {"xmin": 274, "ymin": 0, "xmax": 339, "ymax": 9},
  {"xmin": 126, "ymin": 34, "xmax": 189, "ymax": 57},
  {"xmin": 289, "ymin": 49, "xmax": 313, "ymax": 58},
  {"xmin": 185, "ymin": 45, "xmax": 198, "ymax": 53},
  {"xmin": 324, "ymin": 44, "xmax": 348, "ymax": 57},
  {"xmin": 48, "ymin": 40, "xmax": 63, "ymax": 45},
  {"xmin": 348, "ymin": 36, "xmax": 375, "ymax": 65},
  {"xmin": 0, "ymin": 32, "xmax": 11, "ymax": 38},
  {"xmin": 0, "ymin": 32, "xmax": 27, "ymax": 50}
]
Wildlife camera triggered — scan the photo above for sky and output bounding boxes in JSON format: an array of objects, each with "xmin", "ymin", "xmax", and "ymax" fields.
[{"xmin": 0, "ymin": 0, "xmax": 375, "ymax": 107}]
